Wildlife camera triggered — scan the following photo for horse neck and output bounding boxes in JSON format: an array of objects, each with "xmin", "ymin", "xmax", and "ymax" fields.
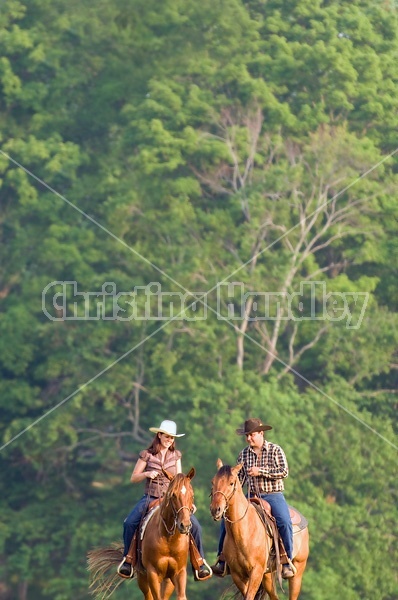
[
  {"xmin": 159, "ymin": 496, "xmax": 175, "ymax": 534},
  {"xmin": 225, "ymin": 479, "xmax": 249, "ymax": 524}
]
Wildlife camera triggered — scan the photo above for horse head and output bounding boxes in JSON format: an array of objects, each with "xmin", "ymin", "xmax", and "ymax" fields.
[
  {"xmin": 163, "ymin": 468, "xmax": 195, "ymax": 535},
  {"xmin": 210, "ymin": 459, "xmax": 243, "ymax": 521}
]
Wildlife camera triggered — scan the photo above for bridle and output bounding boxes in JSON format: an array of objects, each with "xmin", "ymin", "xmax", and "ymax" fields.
[
  {"xmin": 161, "ymin": 489, "xmax": 193, "ymax": 535},
  {"xmin": 211, "ymin": 478, "xmax": 249, "ymax": 523}
]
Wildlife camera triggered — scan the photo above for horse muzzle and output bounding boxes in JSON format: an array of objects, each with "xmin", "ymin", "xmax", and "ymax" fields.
[
  {"xmin": 177, "ymin": 522, "xmax": 192, "ymax": 534},
  {"xmin": 210, "ymin": 505, "xmax": 223, "ymax": 521}
]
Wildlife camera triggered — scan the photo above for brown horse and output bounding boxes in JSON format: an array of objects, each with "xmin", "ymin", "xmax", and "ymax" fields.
[
  {"xmin": 209, "ymin": 460, "xmax": 309, "ymax": 600},
  {"xmin": 88, "ymin": 468, "xmax": 196, "ymax": 600},
  {"xmin": 137, "ymin": 468, "xmax": 195, "ymax": 600}
]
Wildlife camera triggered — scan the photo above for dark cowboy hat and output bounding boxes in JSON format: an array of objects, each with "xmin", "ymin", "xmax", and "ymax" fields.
[{"xmin": 236, "ymin": 418, "xmax": 272, "ymax": 435}]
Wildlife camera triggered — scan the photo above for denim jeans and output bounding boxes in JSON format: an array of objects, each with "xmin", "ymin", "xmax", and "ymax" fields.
[
  {"xmin": 217, "ymin": 492, "xmax": 293, "ymax": 560},
  {"xmin": 261, "ymin": 492, "xmax": 293, "ymax": 560},
  {"xmin": 123, "ymin": 494, "xmax": 205, "ymax": 557},
  {"xmin": 123, "ymin": 495, "xmax": 156, "ymax": 555}
]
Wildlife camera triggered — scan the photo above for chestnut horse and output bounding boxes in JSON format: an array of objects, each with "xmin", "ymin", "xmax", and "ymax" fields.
[
  {"xmin": 88, "ymin": 468, "xmax": 196, "ymax": 600},
  {"xmin": 210, "ymin": 460, "xmax": 309, "ymax": 600}
]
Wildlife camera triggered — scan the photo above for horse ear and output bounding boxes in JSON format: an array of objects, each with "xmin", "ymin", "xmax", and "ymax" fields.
[
  {"xmin": 162, "ymin": 468, "xmax": 174, "ymax": 481},
  {"xmin": 216, "ymin": 458, "xmax": 223, "ymax": 469},
  {"xmin": 232, "ymin": 463, "xmax": 243, "ymax": 476},
  {"xmin": 186, "ymin": 467, "xmax": 196, "ymax": 480}
]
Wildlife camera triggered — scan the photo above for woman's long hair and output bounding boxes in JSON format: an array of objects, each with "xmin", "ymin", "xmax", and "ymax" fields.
[{"xmin": 147, "ymin": 433, "xmax": 176, "ymax": 455}]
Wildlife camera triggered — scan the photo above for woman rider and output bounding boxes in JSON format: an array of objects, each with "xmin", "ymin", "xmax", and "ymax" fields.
[{"xmin": 117, "ymin": 419, "xmax": 212, "ymax": 581}]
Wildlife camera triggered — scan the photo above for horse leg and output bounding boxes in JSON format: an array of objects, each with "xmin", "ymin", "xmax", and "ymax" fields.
[
  {"xmin": 246, "ymin": 577, "xmax": 263, "ymax": 599},
  {"xmin": 234, "ymin": 568, "xmax": 263, "ymax": 600},
  {"xmin": 263, "ymin": 572, "xmax": 279, "ymax": 600},
  {"xmin": 229, "ymin": 568, "xmax": 248, "ymax": 598},
  {"xmin": 137, "ymin": 572, "xmax": 154, "ymax": 600},
  {"xmin": 172, "ymin": 568, "xmax": 187, "ymax": 600},
  {"xmin": 146, "ymin": 569, "xmax": 163, "ymax": 600},
  {"xmin": 289, "ymin": 527, "xmax": 309, "ymax": 600},
  {"xmin": 288, "ymin": 557, "xmax": 307, "ymax": 600},
  {"xmin": 160, "ymin": 578, "xmax": 175, "ymax": 600}
]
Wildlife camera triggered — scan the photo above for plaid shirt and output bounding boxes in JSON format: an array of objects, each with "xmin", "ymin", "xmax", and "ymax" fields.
[{"xmin": 237, "ymin": 440, "xmax": 289, "ymax": 494}]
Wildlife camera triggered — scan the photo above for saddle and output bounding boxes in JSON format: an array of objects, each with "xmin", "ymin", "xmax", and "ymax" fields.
[
  {"xmin": 249, "ymin": 497, "xmax": 286, "ymax": 578},
  {"xmin": 124, "ymin": 501, "xmax": 162, "ymax": 569},
  {"xmin": 288, "ymin": 504, "xmax": 308, "ymax": 533},
  {"xmin": 249, "ymin": 499, "xmax": 306, "ymax": 584},
  {"xmin": 250, "ymin": 499, "xmax": 308, "ymax": 537}
]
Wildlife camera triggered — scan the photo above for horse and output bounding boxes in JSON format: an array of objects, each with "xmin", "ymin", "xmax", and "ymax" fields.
[
  {"xmin": 209, "ymin": 460, "xmax": 309, "ymax": 600},
  {"xmin": 87, "ymin": 468, "xmax": 196, "ymax": 600}
]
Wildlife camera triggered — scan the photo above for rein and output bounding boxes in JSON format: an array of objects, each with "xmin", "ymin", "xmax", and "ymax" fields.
[
  {"xmin": 211, "ymin": 480, "xmax": 249, "ymax": 523},
  {"xmin": 160, "ymin": 492, "xmax": 193, "ymax": 536}
]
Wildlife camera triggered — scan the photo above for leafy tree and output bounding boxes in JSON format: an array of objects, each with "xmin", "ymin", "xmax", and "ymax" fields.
[{"xmin": 0, "ymin": 0, "xmax": 397, "ymax": 598}]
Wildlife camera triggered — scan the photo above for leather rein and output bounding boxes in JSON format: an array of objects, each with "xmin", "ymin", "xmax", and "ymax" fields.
[
  {"xmin": 160, "ymin": 493, "xmax": 193, "ymax": 535},
  {"xmin": 211, "ymin": 479, "xmax": 249, "ymax": 523}
]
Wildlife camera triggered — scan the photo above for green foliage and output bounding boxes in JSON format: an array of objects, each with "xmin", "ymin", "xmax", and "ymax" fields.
[{"xmin": 0, "ymin": 0, "xmax": 397, "ymax": 599}]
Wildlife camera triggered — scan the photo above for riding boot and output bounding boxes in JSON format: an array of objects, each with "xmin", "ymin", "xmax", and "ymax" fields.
[
  {"xmin": 282, "ymin": 558, "xmax": 297, "ymax": 579},
  {"xmin": 117, "ymin": 532, "xmax": 137, "ymax": 579},
  {"xmin": 282, "ymin": 564, "xmax": 295, "ymax": 579},
  {"xmin": 211, "ymin": 552, "xmax": 228, "ymax": 577},
  {"xmin": 189, "ymin": 534, "xmax": 212, "ymax": 581},
  {"xmin": 117, "ymin": 558, "xmax": 134, "ymax": 579}
]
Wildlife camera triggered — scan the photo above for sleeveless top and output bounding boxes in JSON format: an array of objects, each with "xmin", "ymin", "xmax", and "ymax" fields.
[{"xmin": 139, "ymin": 448, "xmax": 182, "ymax": 498}]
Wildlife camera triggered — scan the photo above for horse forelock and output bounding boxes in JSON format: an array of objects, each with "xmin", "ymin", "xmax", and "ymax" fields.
[
  {"xmin": 218, "ymin": 465, "xmax": 232, "ymax": 477},
  {"xmin": 211, "ymin": 465, "xmax": 234, "ymax": 492},
  {"xmin": 212, "ymin": 465, "xmax": 233, "ymax": 484},
  {"xmin": 166, "ymin": 473, "xmax": 193, "ymax": 503}
]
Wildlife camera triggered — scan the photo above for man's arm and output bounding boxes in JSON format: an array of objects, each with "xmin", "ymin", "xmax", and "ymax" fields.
[{"xmin": 258, "ymin": 445, "xmax": 289, "ymax": 479}]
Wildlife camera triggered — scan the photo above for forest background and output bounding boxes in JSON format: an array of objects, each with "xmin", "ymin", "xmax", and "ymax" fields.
[{"xmin": 0, "ymin": 0, "xmax": 397, "ymax": 599}]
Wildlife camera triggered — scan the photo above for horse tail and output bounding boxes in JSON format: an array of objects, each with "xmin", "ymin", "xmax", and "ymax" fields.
[{"xmin": 87, "ymin": 543, "xmax": 125, "ymax": 600}]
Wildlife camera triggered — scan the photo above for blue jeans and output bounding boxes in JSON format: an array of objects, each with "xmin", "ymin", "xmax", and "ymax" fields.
[
  {"xmin": 217, "ymin": 492, "xmax": 293, "ymax": 561},
  {"xmin": 262, "ymin": 493, "xmax": 293, "ymax": 560},
  {"xmin": 123, "ymin": 495, "xmax": 156, "ymax": 555},
  {"xmin": 123, "ymin": 494, "xmax": 205, "ymax": 557}
]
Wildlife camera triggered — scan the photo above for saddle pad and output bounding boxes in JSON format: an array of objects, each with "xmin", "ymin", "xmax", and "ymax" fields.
[
  {"xmin": 140, "ymin": 505, "xmax": 160, "ymax": 540},
  {"xmin": 289, "ymin": 505, "xmax": 308, "ymax": 533}
]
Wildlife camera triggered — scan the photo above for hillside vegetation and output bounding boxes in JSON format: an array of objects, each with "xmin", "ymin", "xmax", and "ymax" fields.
[{"xmin": 0, "ymin": 1, "xmax": 397, "ymax": 598}]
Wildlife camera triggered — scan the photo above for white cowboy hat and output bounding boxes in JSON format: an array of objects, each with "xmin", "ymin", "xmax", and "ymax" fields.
[{"xmin": 149, "ymin": 420, "xmax": 185, "ymax": 438}]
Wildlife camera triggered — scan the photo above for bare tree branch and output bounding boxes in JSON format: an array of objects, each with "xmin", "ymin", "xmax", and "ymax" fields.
[{"xmin": 277, "ymin": 325, "xmax": 329, "ymax": 380}]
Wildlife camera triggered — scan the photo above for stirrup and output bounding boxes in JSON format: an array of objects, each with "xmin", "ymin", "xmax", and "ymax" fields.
[
  {"xmin": 117, "ymin": 557, "xmax": 134, "ymax": 579},
  {"xmin": 282, "ymin": 560, "xmax": 297, "ymax": 579},
  {"xmin": 287, "ymin": 558, "xmax": 297, "ymax": 575},
  {"xmin": 211, "ymin": 558, "xmax": 228, "ymax": 577},
  {"xmin": 193, "ymin": 559, "xmax": 212, "ymax": 581}
]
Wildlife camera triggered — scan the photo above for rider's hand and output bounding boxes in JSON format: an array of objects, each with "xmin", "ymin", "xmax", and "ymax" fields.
[
  {"xmin": 247, "ymin": 466, "xmax": 261, "ymax": 477},
  {"xmin": 147, "ymin": 470, "xmax": 159, "ymax": 479}
]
